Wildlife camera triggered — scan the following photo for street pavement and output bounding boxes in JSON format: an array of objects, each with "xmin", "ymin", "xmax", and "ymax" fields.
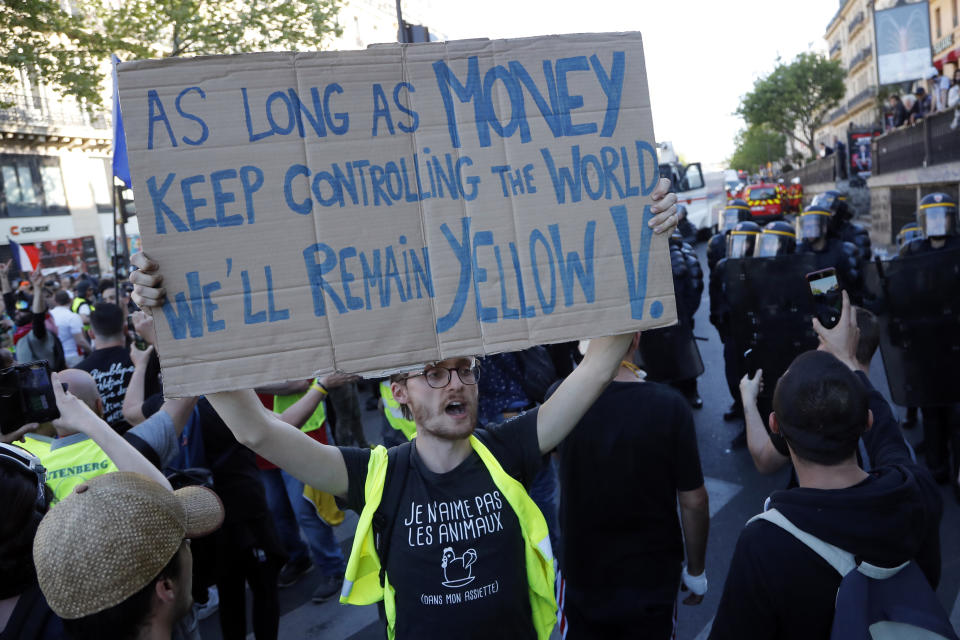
[{"xmin": 200, "ymin": 240, "xmax": 960, "ymax": 639}]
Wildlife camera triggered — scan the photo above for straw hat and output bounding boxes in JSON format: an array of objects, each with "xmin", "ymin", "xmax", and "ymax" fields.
[{"xmin": 33, "ymin": 472, "xmax": 224, "ymax": 619}]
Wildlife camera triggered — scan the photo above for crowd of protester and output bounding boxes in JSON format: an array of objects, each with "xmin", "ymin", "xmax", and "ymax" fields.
[{"xmin": 0, "ymin": 176, "xmax": 957, "ymax": 640}]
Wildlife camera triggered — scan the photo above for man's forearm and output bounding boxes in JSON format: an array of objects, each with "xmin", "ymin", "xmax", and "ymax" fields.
[
  {"xmin": 680, "ymin": 498, "xmax": 709, "ymax": 575},
  {"xmin": 277, "ymin": 387, "xmax": 325, "ymax": 429},
  {"xmin": 82, "ymin": 417, "xmax": 172, "ymax": 490},
  {"xmin": 536, "ymin": 333, "xmax": 632, "ymax": 452},
  {"xmin": 744, "ymin": 397, "xmax": 788, "ymax": 474},
  {"xmin": 207, "ymin": 390, "xmax": 349, "ymax": 496},
  {"xmin": 122, "ymin": 360, "xmax": 149, "ymax": 425}
]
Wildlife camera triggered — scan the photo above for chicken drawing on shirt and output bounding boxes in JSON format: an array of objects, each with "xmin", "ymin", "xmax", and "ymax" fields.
[{"xmin": 441, "ymin": 546, "xmax": 478, "ymax": 588}]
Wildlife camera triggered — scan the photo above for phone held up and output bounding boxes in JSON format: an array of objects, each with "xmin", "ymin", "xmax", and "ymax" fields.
[
  {"xmin": 806, "ymin": 267, "xmax": 842, "ymax": 329},
  {"xmin": 0, "ymin": 360, "xmax": 60, "ymax": 434}
]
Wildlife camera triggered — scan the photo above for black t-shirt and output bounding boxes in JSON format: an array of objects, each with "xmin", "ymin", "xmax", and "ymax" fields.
[
  {"xmin": 340, "ymin": 410, "xmax": 543, "ymax": 640},
  {"xmin": 76, "ymin": 346, "xmax": 160, "ymax": 433},
  {"xmin": 558, "ymin": 381, "xmax": 704, "ymax": 591}
]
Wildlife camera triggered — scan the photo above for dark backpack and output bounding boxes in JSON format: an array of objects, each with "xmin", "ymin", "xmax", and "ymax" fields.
[{"xmin": 751, "ymin": 508, "xmax": 959, "ymax": 640}]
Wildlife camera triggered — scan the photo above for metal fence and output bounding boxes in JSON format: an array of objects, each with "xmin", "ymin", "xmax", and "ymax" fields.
[
  {"xmin": 0, "ymin": 92, "xmax": 110, "ymax": 131},
  {"xmin": 873, "ymin": 108, "xmax": 960, "ymax": 175}
]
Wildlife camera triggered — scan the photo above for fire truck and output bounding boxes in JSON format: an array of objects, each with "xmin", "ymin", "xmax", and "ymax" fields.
[{"xmin": 743, "ymin": 182, "xmax": 785, "ymax": 220}]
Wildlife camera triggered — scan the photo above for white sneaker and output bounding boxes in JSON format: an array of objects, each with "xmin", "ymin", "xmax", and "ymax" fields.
[{"xmin": 950, "ymin": 111, "xmax": 959, "ymax": 130}]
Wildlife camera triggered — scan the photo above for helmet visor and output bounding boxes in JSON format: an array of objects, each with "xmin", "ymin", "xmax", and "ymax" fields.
[
  {"xmin": 721, "ymin": 210, "xmax": 741, "ymax": 232},
  {"xmin": 811, "ymin": 193, "xmax": 835, "ymax": 210},
  {"xmin": 920, "ymin": 206, "xmax": 956, "ymax": 238},
  {"xmin": 798, "ymin": 214, "xmax": 828, "ymax": 241},
  {"xmin": 755, "ymin": 233, "xmax": 785, "ymax": 257},
  {"xmin": 727, "ymin": 233, "xmax": 757, "ymax": 259}
]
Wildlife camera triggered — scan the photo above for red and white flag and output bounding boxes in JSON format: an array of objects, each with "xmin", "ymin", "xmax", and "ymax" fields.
[{"xmin": 8, "ymin": 238, "xmax": 39, "ymax": 272}]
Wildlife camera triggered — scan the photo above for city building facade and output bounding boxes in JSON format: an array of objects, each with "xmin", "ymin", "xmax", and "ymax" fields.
[{"xmin": 820, "ymin": 0, "xmax": 881, "ymax": 146}]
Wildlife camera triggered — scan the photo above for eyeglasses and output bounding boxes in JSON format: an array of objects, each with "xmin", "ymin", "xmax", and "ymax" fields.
[
  {"xmin": 0, "ymin": 443, "xmax": 47, "ymax": 510},
  {"xmin": 406, "ymin": 364, "xmax": 481, "ymax": 389}
]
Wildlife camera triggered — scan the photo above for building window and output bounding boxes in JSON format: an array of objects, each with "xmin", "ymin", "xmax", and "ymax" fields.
[
  {"xmin": 953, "ymin": 0, "xmax": 958, "ymax": 28},
  {"xmin": 935, "ymin": 7, "xmax": 941, "ymax": 38},
  {"xmin": 0, "ymin": 155, "xmax": 69, "ymax": 217}
]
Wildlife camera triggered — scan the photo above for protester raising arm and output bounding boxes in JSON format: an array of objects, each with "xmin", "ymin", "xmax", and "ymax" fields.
[
  {"xmin": 277, "ymin": 373, "xmax": 360, "ymax": 429},
  {"xmin": 123, "ymin": 344, "xmax": 155, "ymax": 426},
  {"xmin": 740, "ymin": 369, "xmax": 789, "ymax": 474},
  {"xmin": 51, "ymin": 372, "xmax": 172, "ymax": 490}
]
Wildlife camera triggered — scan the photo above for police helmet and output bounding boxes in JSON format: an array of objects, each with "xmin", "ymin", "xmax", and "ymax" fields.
[
  {"xmin": 754, "ymin": 220, "xmax": 797, "ymax": 257},
  {"xmin": 811, "ymin": 189, "xmax": 852, "ymax": 222},
  {"xmin": 796, "ymin": 205, "xmax": 833, "ymax": 242},
  {"xmin": 896, "ymin": 221, "xmax": 922, "ymax": 248},
  {"xmin": 721, "ymin": 199, "xmax": 751, "ymax": 233},
  {"xmin": 726, "ymin": 221, "xmax": 762, "ymax": 259},
  {"xmin": 916, "ymin": 192, "xmax": 958, "ymax": 239}
]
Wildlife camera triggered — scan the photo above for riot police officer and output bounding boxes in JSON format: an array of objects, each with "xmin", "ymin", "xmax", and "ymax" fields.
[
  {"xmin": 753, "ymin": 220, "xmax": 797, "ymax": 257},
  {"xmin": 675, "ymin": 204, "xmax": 698, "ymax": 245},
  {"xmin": 707, "ymin": 199, "xmax": 751, "ymax": 272},
  {"xmin": 899, "ymin": 193, "xmax": 960, "ymax": 490},
  {"xmin": 796, "ymin": 204, "xmax": 863, "ymax": 300},
  {"xmin": 638, "ymin": 231, "xmax": 705, "ymax": 408},
  {"xmin": 710, "ymin": 220, "xmax": 761, "ymax": 425},
  {"xmin": 896, "ymin": 221, "xmax": 922, "ymax": 257},
  {"xmin": 811, "ymin": 189, "xmax": 872, "ymax": 260},
  {"xmin": 901, "ymin": 192, "xmax": 960, "ymax": 254}
]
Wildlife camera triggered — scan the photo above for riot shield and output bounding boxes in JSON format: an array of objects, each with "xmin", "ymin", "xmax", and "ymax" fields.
[
  {"xmin": 863, "ymin": 249, "xmax": 960, "ymax": 406},
  {"xmin": 636, "ymin": 322, "xmax": 705, "ymax": 383},
  {"xmin": 724, "ymin": 254, "xmax": 820, "ymax": 399}
]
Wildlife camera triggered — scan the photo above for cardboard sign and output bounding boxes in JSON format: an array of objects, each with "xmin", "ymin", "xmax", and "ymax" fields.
[{"xmin": 118, "ymin": 32, "xmax": 676, "ymax": 396}]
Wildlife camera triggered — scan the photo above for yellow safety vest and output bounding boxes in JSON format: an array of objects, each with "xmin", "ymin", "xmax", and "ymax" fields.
[
  {"xmin": 18, "ymin": 434, "xmax": 119, "ymax": 503},
  {"xmin": 70, "ymin": 297, "xmax": 92, "ymax": 315},
  {"xmin": 273, "ymin": 392, "xmax": 345, "ymax": 525},
  {"xmin": 340, "ymin": 436, "xmax": 557, "ymax": 640},
  {"xmin": 273, "ymin": 391, "xmax": 326, "ymax": 434},
  {"xmin": 379, "ymin": 381, "xmax": 416, "ymax": 440}
]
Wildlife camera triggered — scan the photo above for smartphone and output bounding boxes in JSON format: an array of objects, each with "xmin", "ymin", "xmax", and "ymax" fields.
[
  {"xmin": 0, "ymin": 361, "xmax": 60, "ymax": 434},
  {"xmin": 743, "ymin": 348, "xmax": 758, "ymax": 375},
  {"xmin": 806, "ymin": 267, "xmax": 842, "ymax": 329}
]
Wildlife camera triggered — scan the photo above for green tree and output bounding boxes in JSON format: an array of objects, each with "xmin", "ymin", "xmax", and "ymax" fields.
[
  {"xmin": 0, "ymin": 0, "xmax": 111, "ymax": 105},
  {"xmin": 729, "ymin": 124, "xmax": 786, "ymax": 173},
  {"xmin": 101, "ymin": 0, "xmax": 343, "ymax": 59},
  {"xmin": 737, "ymin": 52, "xmax": 845, "ymax": 161},
  {"xmin": 0, "ymin": 0, "xmax": 344, "ymax": 107}
]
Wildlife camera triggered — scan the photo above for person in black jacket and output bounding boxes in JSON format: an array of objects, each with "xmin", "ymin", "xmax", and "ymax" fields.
[{"xmin": 710, "ymin": 293, "xmax": 943, "ymax": 640}]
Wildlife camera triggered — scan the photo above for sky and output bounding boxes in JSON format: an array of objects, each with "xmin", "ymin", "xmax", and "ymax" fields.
[{"xmin": 422, "ymin": 0, "xmax": 841, "ymax": 170}]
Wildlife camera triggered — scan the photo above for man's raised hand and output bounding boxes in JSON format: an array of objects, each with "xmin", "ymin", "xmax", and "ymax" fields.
[
  {"xmin": 129, "ymin": 252, "xmax": 165, "ymax": 309},
  {"xmin": 649, "ymin": 177, "xmax": 679, "ymax": 235}
]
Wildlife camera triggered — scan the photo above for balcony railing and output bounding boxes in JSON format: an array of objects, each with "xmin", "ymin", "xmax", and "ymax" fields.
[
  {"xmin": 0, "ymin": 92, "xmax": 110, "ymax": 131},
  {"xmin": 847, "ymin": 85, "xmax": 876, "ymax": 110},
  {"xmin": 848, "ymin": 11, "xmax": 865, "ymax": 35},
  {"xmin": 847, "ymin": 46, "xmax": 873, "ymax": 72},
  {"xmin": 873, "ymin": 108, "xmax": 960, "ymax": 175},
  {"xmin": 828, "ymin": 103, "xmax": 848, "ymax": 123},
  {"xmin": 830, "ymin": 40, "xmax": 842, "ymax": 57}
]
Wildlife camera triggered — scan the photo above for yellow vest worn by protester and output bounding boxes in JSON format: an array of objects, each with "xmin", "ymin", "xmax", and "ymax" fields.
[
  {"xmin": 273, "ymin": 392, "xmax": 345, "ymax": 526},
  {"xmin": 17, "ymin": 433, "xmax": 119, "ymax": 502},
  {"xmin": 380, "ymin": 381, "xmax": 416, "ymax": 440},
  {"xmin": 273, "ymin": 392, "xmax": 326, "ymax": 434},
  {"xmin": 341, "ymin": 435, "xmax": 557, "ymax": 640}
]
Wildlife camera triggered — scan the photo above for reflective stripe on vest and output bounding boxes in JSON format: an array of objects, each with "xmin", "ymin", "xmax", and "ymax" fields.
[
  {"xmin": 341, "ymin": 436, "xmax": 557, "ymax": 640},
  {"xmin": 379, "ymin": 381, "xmax": 416, "ymax": 441},
  {"xmin": 23, "ymin": 435, "xmax": 119, "ymax": 502},
  {"xmin": 273, "ymin": 391, "xmax": 326, "ymax": 434}
]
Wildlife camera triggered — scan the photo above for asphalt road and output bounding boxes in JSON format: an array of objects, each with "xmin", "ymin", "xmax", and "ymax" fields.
[{"xmin": 200, "ymin": 239, "xmax": 960, "ymax": 640}]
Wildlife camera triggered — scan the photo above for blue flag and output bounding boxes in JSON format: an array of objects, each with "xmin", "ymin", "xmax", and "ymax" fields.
[{"xmin": 111, "ymin": 54, "xmax": 131, "ymax": 189}]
